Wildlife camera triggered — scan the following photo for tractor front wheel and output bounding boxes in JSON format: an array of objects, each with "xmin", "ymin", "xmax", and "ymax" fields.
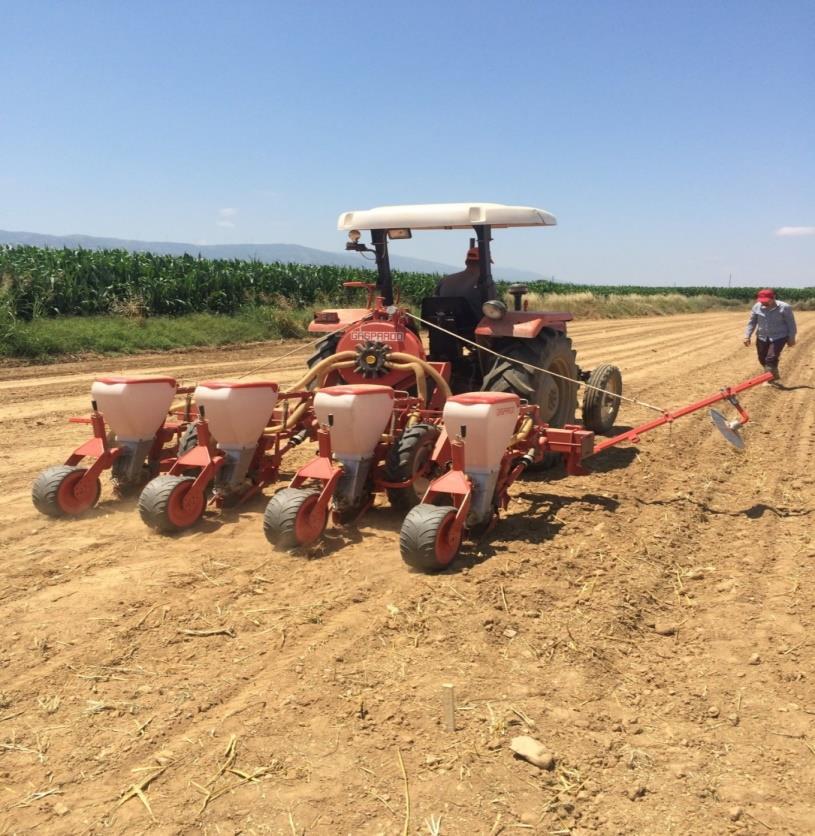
[
  {"xmin": 138, "ymin": 475, "xmax": 206, "ymax": 533},
  {"xmin": 582, "ymin": 364, "xmax": 623, "ymax": 434},
  {"xmin": 263, "ymin": 487, "xmax": 327, "ymax": 550},
  {"xmin": 399, "ymin": 504, "xmax": 461, "ymax": 572},
  {"xmin": 384, "ymin": 423, "xmax": 440, "ymax": 510},
  {"xmin": 32, "ymin": 465, "xmax": 102, "ymax": 517}
]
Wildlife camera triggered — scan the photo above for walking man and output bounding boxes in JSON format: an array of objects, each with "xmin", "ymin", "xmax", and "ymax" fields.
[{"xmin": 743, "ymin": 288, "xmax": 797, "ymax": 382}]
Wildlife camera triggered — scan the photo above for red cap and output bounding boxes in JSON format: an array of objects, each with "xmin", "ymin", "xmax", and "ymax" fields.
[
  {"xmin": 756, "ymin": 288, "xmax": 775, "ymax": 301},
  {"xmin": 318, "ymin": 384, "xmax": 394, "ymax": 397},
  {"xmin": 95, "ymin": 375, "xmax": 176, "ymax": 386},
  {"xmin": 448, "ymin": 392, "xmax": 520, "ymax": 406},
  {"xmin": 197, "ymin": 380, "xmax": 278, "ymax": 390}
]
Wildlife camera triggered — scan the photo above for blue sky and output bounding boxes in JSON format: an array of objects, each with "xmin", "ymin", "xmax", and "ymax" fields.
[{"xmin": 1, "ymin": 0, "xmax": 812, "ymax": 285}]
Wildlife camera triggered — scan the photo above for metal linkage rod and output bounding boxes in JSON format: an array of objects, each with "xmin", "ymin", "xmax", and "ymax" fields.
[{"xmin": 591, "ymin": 370, "xmax": 773, "ymax": 454}]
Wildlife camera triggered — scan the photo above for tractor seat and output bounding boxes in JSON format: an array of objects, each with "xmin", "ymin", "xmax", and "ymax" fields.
[
  {"xmin": 421, "ymin": 296, "xmax": 480, "ymax": 364},
  {"xmin": 420, "ymin": 296, "xmax": 480, "ymax": 334}
]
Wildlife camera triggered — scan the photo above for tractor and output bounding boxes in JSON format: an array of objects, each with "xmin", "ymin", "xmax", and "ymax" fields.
[
  {"xmin": 258, "ymin": 203, "xmax": 625, "ymax": 552},
  {"xmin": 307, "ymin": 202, "xmax": 622, "ymax": 436}
]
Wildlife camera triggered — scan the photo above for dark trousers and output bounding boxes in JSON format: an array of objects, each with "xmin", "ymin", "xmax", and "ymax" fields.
[{"xmin": 756, "ymin": 337, "xmax": 787, "ymax": 371}]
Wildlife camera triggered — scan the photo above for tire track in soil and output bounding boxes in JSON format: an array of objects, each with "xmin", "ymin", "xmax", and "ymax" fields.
[{"xmin": 0, "ymin": 312, "xmax": 812, "ymax": 833}]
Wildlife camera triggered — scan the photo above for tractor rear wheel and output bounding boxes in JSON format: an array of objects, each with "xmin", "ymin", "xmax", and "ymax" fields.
[
  {"xmin": 384, "ymin": 423, "xmax": 440, "ymax": 510},
  {"xmin": 32, "ymin": 465, "xmax": 102, "ymax": 517},
  {"xmin": 482, "ymin": 328, "xmax": 578, "ymax": 428},
  {"xmin": 582, "ymin": 364, "xmax": 623, "ymax": 434},
  {"xmin": 138, "ymin": 475, "xmax": 206, "ymax": 533},
  {"xmin": 400, "ymin": 504, "xmax": 461, "ymax": 572},
  {"xmin": 263, "ymin": 487, "xmax": 327, "ymax": 550}
]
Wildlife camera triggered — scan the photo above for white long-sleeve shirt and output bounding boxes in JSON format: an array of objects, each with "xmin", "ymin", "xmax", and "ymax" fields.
[{"xmin": 744, "ymin": 301, "xmax": 797, "ymax": 342}]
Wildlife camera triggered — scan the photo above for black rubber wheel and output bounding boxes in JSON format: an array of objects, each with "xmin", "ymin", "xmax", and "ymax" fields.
[
  {"xmin": 138, "ymin": 475, "xmax": 205, "ymax": 533},
  {"xmin": 384, "ymin": 423, "xmax": 440, "ymax": 510},
  {"xmin": 482, "ymin": 328, "xmax": 578, "ymax": 427},
  {"xmin": 32, "ymin": 465, "xmax": 102, "ymax": 517},
  {"xmin": 582, "ymin": 364, "xmax": 623, "ymax": 434},
  {"xmin": 400, "ymin": 504, "xmax": 461, "ymax": 572},
  {"xmin": 306, "ymin": 333, "xmax": 341, "ymax": 390},
  {"xmin": 263, "ymin": 487, "xmax": 327, "ymax": 550}
]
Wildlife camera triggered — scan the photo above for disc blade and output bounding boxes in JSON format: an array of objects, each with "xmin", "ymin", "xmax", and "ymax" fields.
[{"xmin": 709, "ymin": 408, "xmax": 745, "ymax": 450}]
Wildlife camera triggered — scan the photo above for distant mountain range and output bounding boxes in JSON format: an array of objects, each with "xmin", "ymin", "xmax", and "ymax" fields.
[{"xmin": 0, "ymin": 229, "xmax": 544, "ymax": 282}]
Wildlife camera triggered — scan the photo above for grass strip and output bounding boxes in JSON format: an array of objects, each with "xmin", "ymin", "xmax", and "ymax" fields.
[
  {"xmin": 0, "ymin": 307, "xmax": 311, "ymax": 360},
  {"xmin": 1, "ymin": 292, "xmax": 809, "ymax": 361}
]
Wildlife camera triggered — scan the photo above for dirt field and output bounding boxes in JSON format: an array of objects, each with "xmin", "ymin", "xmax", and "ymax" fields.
[{"xmin": 1, "ymin": 311, "xmax": 813, "ymax": 835}]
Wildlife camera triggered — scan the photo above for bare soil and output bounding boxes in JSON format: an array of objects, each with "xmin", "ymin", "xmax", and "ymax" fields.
[{"xmin": 1, "ymin": 311, "xmax": 813, "ymax": 835}]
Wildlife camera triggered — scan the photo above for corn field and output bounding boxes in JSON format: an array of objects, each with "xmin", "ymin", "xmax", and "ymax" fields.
[
  {"xmin": 0, "ymin": 245, "xmax": 812, "ymax": 320},
  {"xmin": 0, "ymin": 246, "xmax": 418, "ymax": 319}
]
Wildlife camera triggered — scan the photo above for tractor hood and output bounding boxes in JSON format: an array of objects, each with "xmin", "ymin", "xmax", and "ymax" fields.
[{"xmin": 475, "ymin": 311, "xmax": 573, "ymax": 338}]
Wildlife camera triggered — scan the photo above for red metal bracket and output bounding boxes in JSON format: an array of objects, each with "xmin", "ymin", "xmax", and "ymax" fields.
[
  {"xmin": 65, "ymin": 410, "xmax": 123, "ymax": 486},
  {"xmin": 421, "ymin": 436, "xmax": 473, "ymax": 542},
  {"xmin": 168, "ymin": 419, "xmax": 223, "ymax": 504},
  {"xmin": 290, "ymin": 428, "xmax": 344, "ymax": 522},
  {"xmin": 592, "ymin": 370, "xmax": 773, "ymax": 456},
  {"xmin": 538, "ymin": 425, "xmax": 595, "ymax": 475}
]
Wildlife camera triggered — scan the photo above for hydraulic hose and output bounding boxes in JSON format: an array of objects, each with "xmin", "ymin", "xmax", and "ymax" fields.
[
  {"xmin": 385, "ymin": 360, "xmax": 429, "ymax": 406},
  {"xmin": 388, "ymin": 352, "xmax": 453, "ymax": 400},
  {"xmin": 264, "ymin": 353, "xmax": 357, "ymax": 434},
  {"xmin": 290, "ymin": 351, "xmax": 357, "ymax": 392},
  {"xmin": 509, "ymin": 416, "xmax": 535, "ymax": 448}
]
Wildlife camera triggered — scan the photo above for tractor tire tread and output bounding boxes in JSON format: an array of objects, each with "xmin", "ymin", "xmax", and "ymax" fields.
[
  {"xmin": 482, "ymin": 329, "xmax": 578, "ymax": 469},
  {"xmin": 582, "ymin": 363, "xmax": 623, "ymax": 434},
  {"xmin": 482, "ymin": 329, "xmax": 578, "ymax": 425},
  {"xmin": 306, "ymin": 333, "xmax": 342, "ymax": 390}
]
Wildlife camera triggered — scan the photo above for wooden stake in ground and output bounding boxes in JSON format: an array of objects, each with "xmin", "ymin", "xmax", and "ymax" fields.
[
  {"xmin": 442, "ymin": 683, "xmax": 456, "ymax": 732},
  {"xmin": 396, "ymin": 748, "xmax": 410, "ymax": 836}
]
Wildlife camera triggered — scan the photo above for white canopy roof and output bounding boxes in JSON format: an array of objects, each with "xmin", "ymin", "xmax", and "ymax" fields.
[{"xmin": 337, "ymin": 202, "xmax": 557, "ymax": 231}]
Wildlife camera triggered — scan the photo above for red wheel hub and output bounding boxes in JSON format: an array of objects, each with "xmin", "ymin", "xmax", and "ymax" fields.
[
  {"xmin": 294, "ymin": 494, "xmax": 327, "ymax": 546},
  {"xmin": 167, "ymin": 480, "xmax": 205, "ymax": 529},
  {"xmin": 434, "ymin": 511, "xmax": 461, "ymax": 567},
  {"xmin": 56, "ymin": 470, "xmax": 100, "ymax": 515}
]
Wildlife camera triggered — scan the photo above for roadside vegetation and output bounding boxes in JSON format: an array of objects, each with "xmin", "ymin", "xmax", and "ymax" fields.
[
  {"xmin": 520, "ymin": 291, "xmax": 746, "ymax": 318},
  {"xmin": 1, "ymin": 245, "xmax": 812, "ymax": 359},
  {"xmin": 0, "ymin": 307, "xmax": 311, "ymax": 360}
]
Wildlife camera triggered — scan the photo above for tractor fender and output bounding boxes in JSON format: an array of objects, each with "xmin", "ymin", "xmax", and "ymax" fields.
[
  {"xmin": 475, "ymin": 311, "xmax": 573, "ymax": 339},
  {"xmin": 308, "ymin": 308, "xmax": 371, "ymax": 333}
]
